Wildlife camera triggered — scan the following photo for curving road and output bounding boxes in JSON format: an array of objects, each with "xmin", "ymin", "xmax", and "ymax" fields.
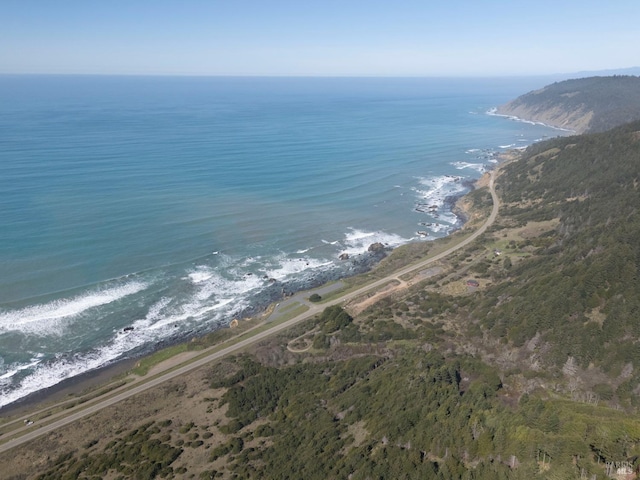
[{"xmin": 0, "ymin": 169, "xmax": 499, "ymax": 454}]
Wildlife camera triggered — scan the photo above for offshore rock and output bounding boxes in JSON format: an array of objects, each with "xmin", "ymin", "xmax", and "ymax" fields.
[{"xmin": 367, "ymin": 242, "xmax": 385, "ymax": 253}]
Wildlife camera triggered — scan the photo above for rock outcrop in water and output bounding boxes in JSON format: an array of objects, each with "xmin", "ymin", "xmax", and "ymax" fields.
[{"xmin": 367, "ymin": 242, "xmax": 385, "ymax": 254}]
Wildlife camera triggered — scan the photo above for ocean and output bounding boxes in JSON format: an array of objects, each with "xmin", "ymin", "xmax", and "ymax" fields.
[{"xmin": 0, "ymin": 75, "xmax": 566, "ymax": 408}]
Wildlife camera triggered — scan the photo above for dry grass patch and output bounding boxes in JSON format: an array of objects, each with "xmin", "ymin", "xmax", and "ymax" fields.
[{"xmin": 0, "ymin": 362, "xmax": 234, "ymax": 479}]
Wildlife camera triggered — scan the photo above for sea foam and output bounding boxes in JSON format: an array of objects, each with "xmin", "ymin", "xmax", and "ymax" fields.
[
  {"xmin": 451, "ymin": 161, "xmax": 486, "ymax": 173},
  {"xmin": 339, "ymin": 228, "xmax": 409, "ymax": 256},
  {"xmin": 0, "ymin": 281, "xmax": 147, "ymax": 336}
]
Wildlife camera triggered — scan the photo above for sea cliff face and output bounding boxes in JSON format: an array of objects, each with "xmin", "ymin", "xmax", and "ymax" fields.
[
  {"xmin": 496, "ymin": 97, "xmax": 593, "ymax": 133},
  {"xmin": 496, "ymin": 75, "xmax": 640, "ymax": 134}
]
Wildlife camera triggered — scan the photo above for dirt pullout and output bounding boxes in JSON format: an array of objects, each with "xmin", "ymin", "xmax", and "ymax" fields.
[{"xmin": 347, "ymin": 280, "xmax": 404, "ymax": 316}]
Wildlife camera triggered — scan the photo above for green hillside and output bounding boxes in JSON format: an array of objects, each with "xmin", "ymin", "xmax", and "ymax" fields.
[
  {"xmin": 497, "ymin": 76, "xmax": 640, "ymax": 133},
  {"xmin": 17, "ymin": 122, "xmax": 640, "ymax": 479},
  {"xmin": 476, "ymin": 121, "xmax": 640, "ymax": 377}
]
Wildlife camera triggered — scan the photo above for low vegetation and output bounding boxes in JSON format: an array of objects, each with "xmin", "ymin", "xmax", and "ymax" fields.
[{"xmin": 498, "ymin": 75, "xmax": 640, "ymax": 132}]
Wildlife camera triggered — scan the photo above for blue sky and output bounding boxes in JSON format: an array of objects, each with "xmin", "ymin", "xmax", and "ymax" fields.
[{"xmin": 2, "ymin": 0, "xmax": 638, "ymax": 76}]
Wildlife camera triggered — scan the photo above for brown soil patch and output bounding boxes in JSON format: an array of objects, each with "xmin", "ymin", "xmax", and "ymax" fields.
[
  {"xmin": 499, "ymin": 219, "xmax": 559, "ymax": 244},
  {"xmin": 347, "ymin": 280, "xmax": 405, "ymax": 316},
  {"xmin": 345, "ymin": 420, "xmax": 369, "ymax": 449},
  {"xmin": 439, "ymin": 278, "xmax": 486, "ymax": 296},
  {"xmin": 475, "ymin": 172, "xmax": 491, "ymax": 189},
  {"xmin": 517, "ymin": 219, "xmax": 559, "ymax": 239},
  {"xmin": 585, "ymin": 308, "xmax": 606, "ymax": 327},
  {"xmin": 146, "ymin": 350, "xmax": 201, "ymax": 377}
]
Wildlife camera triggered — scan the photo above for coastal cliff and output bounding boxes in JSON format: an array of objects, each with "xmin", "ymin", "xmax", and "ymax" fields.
[{"xmin": 496, "ymin": 75, "xmax": 640, "ymax": 133}]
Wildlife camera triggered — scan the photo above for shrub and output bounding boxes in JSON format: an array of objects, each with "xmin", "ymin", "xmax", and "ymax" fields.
[
  {"xmin": 320, "ymin": 305, "xmax": 353, "ymax": 333},
  {"xmin": 255, "ymin": 424, "xmax": 274, "ymax": 437},
  {"xmin": 309, "ymin": 293, "xmax": 322, "ymax": 302}
]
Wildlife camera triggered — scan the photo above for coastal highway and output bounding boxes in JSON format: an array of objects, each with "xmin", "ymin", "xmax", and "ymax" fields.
[{"xmin": 0, "ymin": 169, "xmax": 499, "ymax": 454}]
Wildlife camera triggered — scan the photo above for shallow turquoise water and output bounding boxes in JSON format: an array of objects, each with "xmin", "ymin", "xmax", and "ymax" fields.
[{"xmin": 0, "ymin": 75, "xmax": 565, "ymax": 407}]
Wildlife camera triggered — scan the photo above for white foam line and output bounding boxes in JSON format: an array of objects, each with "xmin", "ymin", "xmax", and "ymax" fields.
[
  {"xmin": 0, "ymin": 289, "xmax": 248, "ymax": 408},
  {"xmin": 451, "ymin": 161, "xmax": 486, "ymax": 173},
  {"xmin": 340, "ymin": 228, "xmax": 409, "ymax": 256},
  {"xmin": 0, "ymin": 282, "xmax": 147, "ymax": 335},
  {"xmin": 486, "ymin": 108, "xmax": 575, "ymax": 133},
  {"xmin": 0, "ymin": 359, "xmax": 42, "ymax": 381},
  {"xmin": 413, "ymin": 175, "xmax": 466, "ymax": 204},
  {"xmin": 264, "ymin": 255, "xmax": 334, "ymax": 280}
]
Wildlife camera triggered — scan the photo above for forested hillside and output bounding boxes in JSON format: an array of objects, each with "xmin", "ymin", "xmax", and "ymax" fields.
[
  {"xmin": 497, "ymin": 76, "xmax": 640, "ymax": 133},
  {"xmin": 476, "ymin": 121, "xmax": 640, "ymax": 381},
  {"xmin": 11, "ymin": 122, "xmax": 640, "ymax": 479}
]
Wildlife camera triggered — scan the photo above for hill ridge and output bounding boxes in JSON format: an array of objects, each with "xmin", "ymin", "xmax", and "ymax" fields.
[{"xmin": 497, "ymin": 75, "xmax": 640, "ymax": 133}]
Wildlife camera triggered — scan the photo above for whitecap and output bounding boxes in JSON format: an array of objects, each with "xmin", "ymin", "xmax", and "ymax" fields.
[
  {"xmin": 451, "ymin": 161, "xmax": 486, "ymax": 173},
  {"xmin": 194, "ymin": 269, "xmax": 263, "ymax": 300},
  {"xmin": 188, "ymin": 266, "xmax": 215, "ymax": 284},
  {"xmin": 339, "ymin": 228, "xmax": 409, "ymax": 256},
  {"xmin": 0, "ymin": 281, "xmax": 147, "ymax": 336},
  {"xmin": 0, "ymin": 281, "xmax": 257, "ymax": 408},
  {"xmin": 430, "ymin": 222, "xmax": 451, "ymax": 233},
  {"xmin": 411, "ymin": 174, "xmax": 470, "ymax": 236},
  {"xmin": 263, "ymin": 254, "xmax": 333, "ymax": 281},
  {"xmin": 0, "ymin": 358, "xmax": 42, "ymax": 381},
  {"xmin": 0, "ymin": 322, "xmax": 167, "ymax": 408},
  {"xmin": 413, "ymin": 174, "xmax": 467, "ymax": 208},
  {"xmin": 0, "ymin": 338, "xmax": 148, "ymax": 408}
]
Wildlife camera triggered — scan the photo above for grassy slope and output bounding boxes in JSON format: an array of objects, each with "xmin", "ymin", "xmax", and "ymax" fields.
[{"xmin": 498, "ymin": 76, "xmax": 640, "ymax": 132}]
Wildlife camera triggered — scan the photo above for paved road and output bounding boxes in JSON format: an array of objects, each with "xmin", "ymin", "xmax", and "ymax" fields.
[
  {"xmin": 0, "ymin": 170, "xmax": 499, "ymax": 454},
  {"xmin": 268, "ymin": 281, "xmax": 344, "ymax": 322}
]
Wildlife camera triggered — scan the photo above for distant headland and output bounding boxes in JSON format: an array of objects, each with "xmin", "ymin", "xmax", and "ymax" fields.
[{"xmin": 496, "ymin": 75, "xmax": 640, "ymax": 133}]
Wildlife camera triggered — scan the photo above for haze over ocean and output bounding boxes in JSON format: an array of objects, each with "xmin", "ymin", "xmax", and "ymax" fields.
[{"xmin": 0, "ymin": 75, "xmax": 566, "ymax": 408}]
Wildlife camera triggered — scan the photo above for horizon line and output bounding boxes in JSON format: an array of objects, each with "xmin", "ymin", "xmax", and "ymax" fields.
[{"xmin": 2, "ymin": 71, "xmax": 638, "ymax": 80}]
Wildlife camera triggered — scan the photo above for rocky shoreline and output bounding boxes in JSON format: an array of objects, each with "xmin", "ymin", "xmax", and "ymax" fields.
[
  {"xmin": 1, "ymin": 181, "xmax": 480, "ymax": 415},
  {"xmin": 0, "ymin": 245, "xmax": 392, "ymax": 414}
]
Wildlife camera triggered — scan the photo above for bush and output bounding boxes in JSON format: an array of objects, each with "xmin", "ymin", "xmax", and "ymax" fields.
[
  {"xmin": 313, "ymin": 334, "xmax": 331, "ymax": 350},
  {"xmin": 593, "ymin": 383, "xmax": 614, "ymax": 400},
  {"xmin": 309, "ymin": 293, "xmax": 322, "ymax": 302},
  {"xmin": 320, "ymin": 305, "xmax": 353, "ymax": 333},
  {"xmin": 219, "ymin": 419, "xmax": 244, "ymax": 434},
  {"xmin": 179, "ymin": 422, "xmax": 194, "ymax": 434},
  {"xmin": 255, "ymin": 424, "xmax": 274, "ymax": 437}
]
